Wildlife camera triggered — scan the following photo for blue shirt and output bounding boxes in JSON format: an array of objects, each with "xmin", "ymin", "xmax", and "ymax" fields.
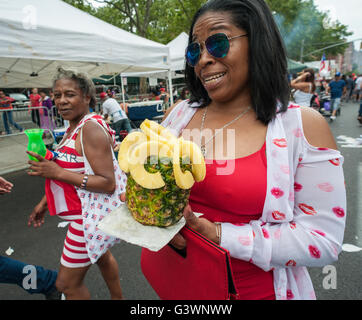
[{"xmin": 329, "ymin": 80, "xmax": 346, "ymax": 99}]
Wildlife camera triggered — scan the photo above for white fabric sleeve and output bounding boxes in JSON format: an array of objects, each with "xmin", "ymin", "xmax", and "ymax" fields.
[{"xmin": 220, "ymin": 157, "xmax": 347, "ymax": 272}]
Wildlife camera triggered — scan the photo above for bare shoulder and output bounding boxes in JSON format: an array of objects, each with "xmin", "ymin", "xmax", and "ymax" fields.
[
  {"xmin": 81, "ymin": 120, "xmax": 111, "ymax": 148},
  {"xmin": 291, "ymin": 82, "xmax": 311, "ymax": 92},
  {"xmin": 300, "ymin": 106, "xmax": 338, "ymax": 150}
]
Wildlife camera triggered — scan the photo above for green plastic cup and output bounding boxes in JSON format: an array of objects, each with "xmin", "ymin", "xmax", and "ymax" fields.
[{"xmin": 25, "ymin": 129, "xmax": 46, "ymax": 161}]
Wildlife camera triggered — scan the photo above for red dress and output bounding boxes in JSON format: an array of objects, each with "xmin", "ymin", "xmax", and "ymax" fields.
[{"xmin": 189, "ymin": 142, "xmax": 275, "ymax": 300}]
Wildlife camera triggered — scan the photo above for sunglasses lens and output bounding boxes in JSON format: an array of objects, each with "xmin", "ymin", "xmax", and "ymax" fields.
[
  {"xmin": 206, "ymin": 33, "xmax": 230, "ymax": 58},
  {"xmin": 186, "ymin": 43, "xmax": 200, "ymax": 67}
]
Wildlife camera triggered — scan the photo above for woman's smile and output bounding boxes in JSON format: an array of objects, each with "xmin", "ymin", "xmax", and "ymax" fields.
[{"xmin": 202, "ymin": 71, "xmax": 227, "ymax": 90}]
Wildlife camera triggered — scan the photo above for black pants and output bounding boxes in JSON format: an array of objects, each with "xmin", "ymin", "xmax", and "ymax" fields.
[
  {"xmin": 31, "ymin": 109, "xmax": 40, "ymax": 127},
  {"xmin": 112, "ymin": 118, "xmax": 133, "ymax": 134}
]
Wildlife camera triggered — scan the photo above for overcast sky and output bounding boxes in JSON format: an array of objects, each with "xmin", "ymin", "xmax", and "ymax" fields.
[
  {"xmin": 89, "ymin": 0, "xmax": 362, "ymax": 50},
  {"xmin": 311, "ymin": 0, "xmax": 361, "ymax": 50}
]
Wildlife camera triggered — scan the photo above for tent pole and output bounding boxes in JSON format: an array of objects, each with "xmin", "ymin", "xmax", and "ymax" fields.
[
  {"xmin": 168, "ymin": 70, "xmax": 174, "ymax": 106},
  {"xmin": 120, "ymin": 73, "xmax": 126, "ymax": 106}
]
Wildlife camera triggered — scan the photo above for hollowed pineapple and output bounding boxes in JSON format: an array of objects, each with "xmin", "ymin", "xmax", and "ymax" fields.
[{"xmin": 118, "ymin": 120, "xmax": 206, "ymax": 227}]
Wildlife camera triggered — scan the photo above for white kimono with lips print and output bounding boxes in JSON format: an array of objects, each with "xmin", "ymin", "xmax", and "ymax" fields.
[{"xmin": 161, "ymin": 100, "xmax": 347, "ymax": 300}]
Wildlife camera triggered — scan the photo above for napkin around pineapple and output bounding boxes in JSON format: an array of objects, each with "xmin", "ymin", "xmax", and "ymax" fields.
[{"xmin": 98, "ymin": 204, "xmax": 202, "ymax": 252}]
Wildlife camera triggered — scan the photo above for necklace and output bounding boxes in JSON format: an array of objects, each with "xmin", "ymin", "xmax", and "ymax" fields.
[{"xmin": 200, "ymin": 106, "xmax": 251, "ymax": 157}]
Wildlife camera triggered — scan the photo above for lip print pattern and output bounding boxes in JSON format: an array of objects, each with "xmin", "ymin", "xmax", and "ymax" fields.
[
  {"xmin": 311, "ymin": 230, "xmax": 326, "ymax": 237},
  {"xmin": 262, "ymin": 228, "xmax": 270, "ymax": 239},
  {"xmin": 332, "ymin": 207, "xmax": 345, "ymax": 218},
  {"xmin": 309, "ymin": 245, "xmax": 321, "ymax": 259},
  {"xmin": 232, "ymin": 222, "xmax": 246, "ymax": 227},
  {"xmin": 288, "ymin": 191, "xmax": 295, "ymax": 202},
  {"xmin": 280, "ymin": 165, "xmax": 290, "ymax": 174},
  {"xmin": 238, "ymin": 236, "xmax": 252, "ymax": 246},
  {"xmin": 286, "ymin": 260, "xmax": 297, "ymax": 267},
  {"xmin": 274, "ymin": 228, "xmax": 281, "ymax": 240},
  {"xmin": 293, "ymin": 128, "xmax": 303, "ymax": 138},
  {"xmin": 271, "ymin": 187, "xmax": 284, "ymax": 199},
  {"xmin": 272, "ymin": 210, "xmax": 286, "ymax": 221},
  {"xmin": 287, "ymin": 290, "xmax": 295, "ymax": 300},
  {"xmin": 288, "ymin": 104, "xmax": 300, "ymax": 109},
  {"xmin": 273, "ymin": 138, "xmax": 287, "ymax": 148},
  {"xmin": 298, "ymin": 203, "xmax": 317, "ymax": 216},
  {"xmin": 294, "ymin": 182, "xmax": 303, "ymax": 192},
  {"xmin": 329, "ymin": 159, "xmax": 340, "ymax": 166},
  {"xmin": 289, "ymin": 222, "xmax": 297, "ymax": 230},
  {"xmin": 317, "ymin": 182, "xmax": 334, "ymax": 193}
]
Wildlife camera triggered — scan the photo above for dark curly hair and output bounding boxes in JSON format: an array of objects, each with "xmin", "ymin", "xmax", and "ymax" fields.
[{"xmin": 185, "ymin": 0, "xmax": 290, "ymax": 124}]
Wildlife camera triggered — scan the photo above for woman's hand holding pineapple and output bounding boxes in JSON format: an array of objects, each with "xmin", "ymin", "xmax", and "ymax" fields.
[{"xmin": 118, "ymin": 120, "xmax": 210, "ymax": 241}]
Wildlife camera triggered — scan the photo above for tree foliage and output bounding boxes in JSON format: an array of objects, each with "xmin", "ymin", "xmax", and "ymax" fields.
[
  {"xmin": 265, "ymin": 0, "xmax": 352, "ymax": 61},
  {"xmin": 63, "ymin": 0, "xmax": 206, "ymax": 42},
  {"xmin": 63, "ymin": 0, "xmax": 352, "ymax": 61}
]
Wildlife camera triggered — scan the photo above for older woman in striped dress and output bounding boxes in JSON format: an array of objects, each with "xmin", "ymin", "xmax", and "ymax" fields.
[{"xmin": 27, "ymin": 68, "xmax": 124, "ymax": 300}]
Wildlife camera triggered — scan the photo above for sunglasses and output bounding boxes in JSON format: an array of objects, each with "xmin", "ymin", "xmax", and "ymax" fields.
[{"xmin": 186, "ymin": 33, "xmax": 248, "ymax": 67}]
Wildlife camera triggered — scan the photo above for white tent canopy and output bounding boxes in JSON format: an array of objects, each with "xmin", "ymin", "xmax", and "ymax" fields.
[
  {"xmin": 167, "ymin": 32, "xmax": 189, "ymax": 72},
  {"xmin": 0, "ymin": 0, "xmax": 170, "ymax": 88},
  {"xmin": 122, "ymin": 32, "xmax": 189, "ymax": 78}
]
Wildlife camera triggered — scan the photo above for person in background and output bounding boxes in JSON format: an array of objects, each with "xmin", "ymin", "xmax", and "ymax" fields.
[
  {"xmin": 0, "ymin": 90, "xmax": 23, "ymax": 135},
  {"xmin": 354, "ymin": 74, "xmax": 362, "ymax": 102},
  {"xmin": 328, "ymin": 72, "xmax": 346, "ymax": 121},
  {"xmin": 100, "ymin": 92, "xmax": 132, "ymax": 134},
  {"xmin": 0, "ymin": 176, "xmax": 60, "ymax": 299},
  {"xmin": 150, "ymin": 89, "xmax": 161, "ymax": 101},
  {"xmin": 174, "ymin": 87, "xmax": 191, "ymax": 105},
  {"xmin": 160, "ymin": 0, "xmax": 346, "ymax": 300},
  {"xmin": 29, "ymin": 88, "xmax": 41, "ymax": 127},
  {"xmin": 343, "ymin": 75, "xmax": 355, "ymax": 103},
  {"xmin": 27, "ymin": 68, "xmax": 125, "ymax": 300},
  {"xmin": 39, "ymin": 89, "xmax": 56, "ymax": 132},
  {"xmin": 290, "ymin": 68, "xmax": 316, "ymax": 107},
  {"xmin": 106, "ymin": 88, "xmax": 116, "ymax": 99},
  {"xmin": 358, "ymin": 79, "xmax": 362, "ymax": 125}
]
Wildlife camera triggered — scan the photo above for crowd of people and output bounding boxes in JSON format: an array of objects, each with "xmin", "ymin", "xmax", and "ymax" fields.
[
  {"xmin": 291, "ymin": 69, "xmax": 362, "ymax": 123},
  {"xmin": 0, "ymin": 90, "xmax": 23, "ymax": 135},
  {"xmin": 0, "ymin": 87, "xmax": 64, "ymax": 136},
  {"xmin": 0, "ymin": 0, "xmax": 357, "ymax": 301}
]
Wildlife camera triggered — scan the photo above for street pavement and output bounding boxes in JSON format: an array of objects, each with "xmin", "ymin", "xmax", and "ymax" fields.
[{"xmin": 0, "ymin": 101, "xmax": 361, "ymax": 300}]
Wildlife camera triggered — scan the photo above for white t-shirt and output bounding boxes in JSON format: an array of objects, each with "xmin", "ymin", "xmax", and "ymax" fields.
[
  {"xmin": 355, "ymin": 77, "xmax": 362, "ymax": 90},
  {"xmin": 102, "ymin": 98, "xmax": 127, "ymax": 122}
]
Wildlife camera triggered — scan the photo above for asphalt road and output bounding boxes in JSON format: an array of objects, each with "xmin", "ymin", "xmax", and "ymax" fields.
[{"xmin": 0, "ymin": 101, "xmax": 361, "ymax": 300}]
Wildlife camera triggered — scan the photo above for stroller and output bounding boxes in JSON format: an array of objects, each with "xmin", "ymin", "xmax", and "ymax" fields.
[{"xmin": 317, "ymin": 93, "xmax": 332, "ymax": 117}]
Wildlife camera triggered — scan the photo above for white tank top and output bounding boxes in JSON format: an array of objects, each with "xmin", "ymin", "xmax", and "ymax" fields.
[{"xmin": 293, "ymin": 83, "xmax": 313, "ymax": 107}]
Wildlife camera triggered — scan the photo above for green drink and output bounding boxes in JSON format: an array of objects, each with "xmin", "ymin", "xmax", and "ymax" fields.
[{"xmin": 25, "ymin": 129, "xmax": 46, "ymax": 161}]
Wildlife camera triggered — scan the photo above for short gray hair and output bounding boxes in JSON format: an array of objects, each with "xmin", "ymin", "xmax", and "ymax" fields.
[{"xmin": 53, "ymin": 67, "xmax": 96, "ymax": 109}]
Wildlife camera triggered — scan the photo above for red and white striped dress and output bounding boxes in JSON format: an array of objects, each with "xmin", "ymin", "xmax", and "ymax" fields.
[{"xmin": 45, "ymin": 114, "xmax": 116, "ymax": 268}]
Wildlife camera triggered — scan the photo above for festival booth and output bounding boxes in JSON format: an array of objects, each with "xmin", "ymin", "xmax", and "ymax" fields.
[
  {"xmin": 122, "ymin": 32, "xmax": 189, "ymax": 114},
  {"xmin": 0, "ymin": 0, "xmax": 170, "ymax": 89}
]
